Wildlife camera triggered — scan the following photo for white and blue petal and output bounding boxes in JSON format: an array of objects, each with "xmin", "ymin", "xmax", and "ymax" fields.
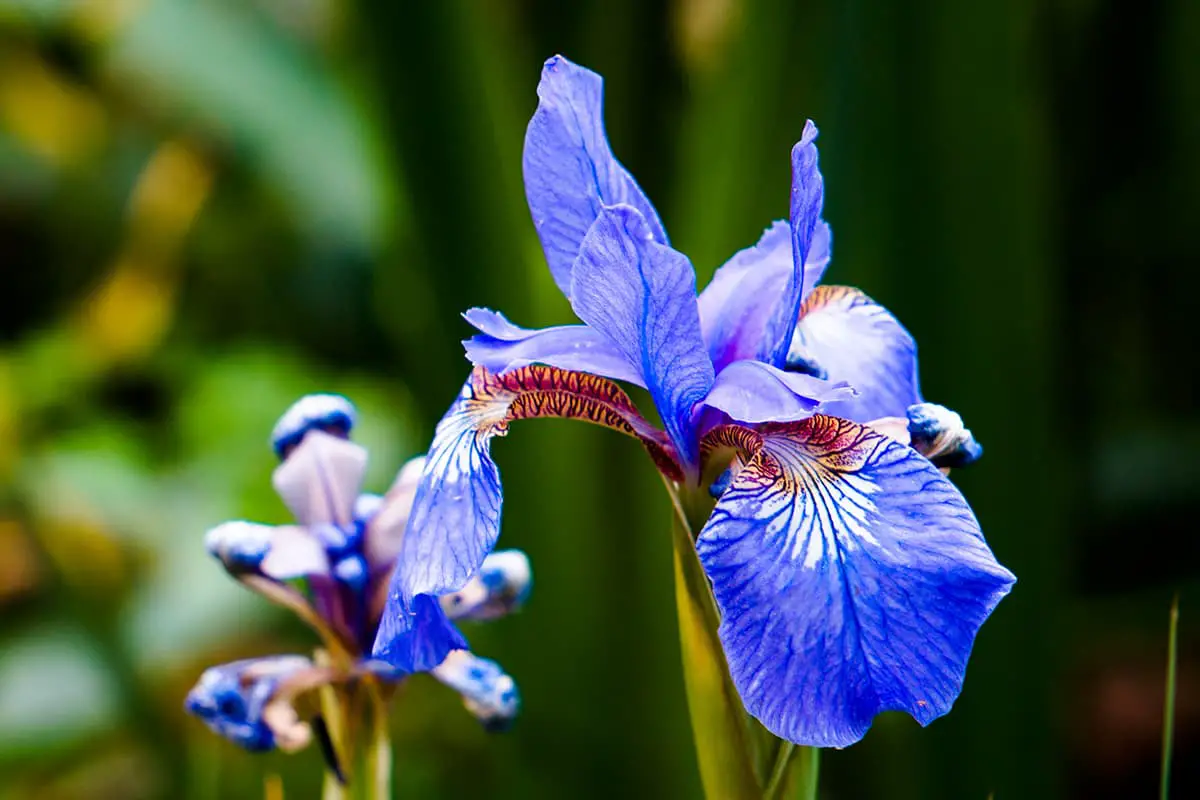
[
  {"xmin": 205, "ymin": 520, "xmax": 329, "ymax": 579},
  {"xmin": 786, "ymin": 285, "xmax": 922, "ymax": 422},
  {"xmin": 703, "ymin": 359, "xmax": 855, "ymax": 425},
  {"xmin": 441, "ymin": 550, "xmax": 532, "ymax": 622},
  {"xmin": 697, "ymin": 417, "xmax": 1014, "ymax": 747},
  {"xmin": 272, "ymin": 430, "xmax": 368, "ymax": 527},
  {"xmin": 271, "ymin": 394, "xmax": 357, "ymax": 459},
  {"xmin": 185, "ymin": 656, "xmax": 322, "ymax": 752},
  {"xmin": 523, "ymin": 55, "xmax": 668, "ymax": 299},
  {"xmin": 462, "ymin": 307, "xmax": 645, "ymax": 387},
  {"xmin": 762, "ymin": 121, "xmax": 826, "ymax": 368},
  {"xmin": 571, "ymin": 205, "xmax": 715, "ymax": 468},
  {"xmin": 906, "ymin": 402, "xmax": 984, "ymax": 469},
  {"xmin": 431, "ymin": 649, "xmax": 521, "ymax": 732}
]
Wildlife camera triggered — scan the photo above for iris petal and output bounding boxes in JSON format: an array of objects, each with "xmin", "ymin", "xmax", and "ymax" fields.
[
  {"xmin": 523, "ymin": 55, "xmax": 667, "ymax": 299},
  {"xmin": 272, "ymin": 431, "xmax": 367, "ymax": 527},
  {"xmin": 462, "ymin": 308, "xmax": 644, "ymax": 386},
  {"xmin": 696, "ymin": 417, "xmax": 1014, "ymax": 747},
  {"xmin": 431, "ymin": 649, "xmax": 521, "ymax": 732},
  {"xmin": 374, "ymin": 366, "xmax": 678, "ymax": 669},
  {"xmin": 372, "ymin": 593, "xmax": 469, "ymax": 674},
  {"xmin": 571, "ymin": 205, "xmax": 715, "ymax": 468},
  {"xmin": 185, "ymin": 656, "xmax": 321, "ymax": 752},
  {"xmin": 762, "ymin": 121, "xmax": 826, "ymax": 367},
  {"xmin": 787, "ymin": 285, "xmax": 922, "ymax": 422},
  {"xmin": 205, "ymin": 521, "xmax": 329, "ymax": 579},
  {"xmin": 704, "ymin": 359, "xmax": 855, "ymax": 424}
]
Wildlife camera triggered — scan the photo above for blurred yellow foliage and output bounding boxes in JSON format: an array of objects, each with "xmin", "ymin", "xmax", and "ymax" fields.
[{"xmin": 0, "ymin": 51, "xmax": 106, "ymax": 166}]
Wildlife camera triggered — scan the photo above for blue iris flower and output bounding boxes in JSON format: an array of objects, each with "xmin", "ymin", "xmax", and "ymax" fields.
[
  {"xmin": 187, "ymin": 396, "xmax": 532, "ymax": 752},
  {"xmin": 374, "ymin": 56, "xmax": 1014, "ymax": 748}
]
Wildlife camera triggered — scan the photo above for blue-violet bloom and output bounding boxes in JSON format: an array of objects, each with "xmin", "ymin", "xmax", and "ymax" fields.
[
  {"xmin": 187, "ymin": 395, "xmax": 531, "ymax": 751},
  {"xmin": 374, "ymin": 56, "xmax": 1014, "ymax": 748}
]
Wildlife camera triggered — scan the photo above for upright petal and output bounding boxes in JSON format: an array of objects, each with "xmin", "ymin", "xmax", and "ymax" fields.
[
  {"xmin": 786, "ymin": 285, "xmax": 922, "ymax": 421},
  {"xmin": 571, "ymin": 205, "xmax": 715, "ymax": 468},
  {"xmin": 374, "ymin": 366, "xmax": 678, "ymax": 668},
  {"xmin": 523, "ymin": 55, "xmax": 667, "ymax": 298},
  {"xmin": 763, "ymin": 122, "xmax": 826, "ymax": 367},
  {"xmin": 697, "ymin": 417, "xmax": 1014, "ymax": 747},
  {"xmin": 462, "ymin": 308, "xmax": 644, "ymax": 386},
  {"xmin": 362, "ymin": 456, "xmax": 425, "ymax": 575},
  {"xmin": 704, "ymin": 359, "xmax": 855, "ymax": 425},
  {"xmin": 697, "ymin": 222, "xmax": 793, "ymax": 371},
  {"xmin": 272, "ymin": 431, "xmax": 367, "ymax": 527}
]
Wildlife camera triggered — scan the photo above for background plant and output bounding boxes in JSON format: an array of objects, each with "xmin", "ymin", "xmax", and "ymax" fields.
[{"xmin": 0, "ymin": 0, "xmax": 1197, "ymax": 798}]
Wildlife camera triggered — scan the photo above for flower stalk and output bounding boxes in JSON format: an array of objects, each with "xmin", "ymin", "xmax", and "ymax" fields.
[{"xmin": 668, "ymin": 480, "xmax": 820, "ymax": 800}]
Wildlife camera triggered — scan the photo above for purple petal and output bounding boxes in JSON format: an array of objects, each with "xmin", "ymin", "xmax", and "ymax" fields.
[
  {"xmin": 523, "ymin": 55, "xmax": 667, "ymax": 299},
  {"xmin": 703, "ymin": 359, "xmax": 855, "ymax": 424},
  {"xmin": 697, "ymin": 418, "xmax": 1014, "ymax": 746},
  {"xmin": 462, "ymin": 307, "xmax": 644, "ymax": 387},
  {"xmin": 762, "ymin": 121, "xmax": 826, "ymax": 367},
  {"xmin": 363, "ymin": 455, "xmax": 425, "ymax": 574},
  {"xmin": 571, "ymin": 205, "xmax": 714, "ymax": 468},
  {"xmin": 788, "ymin": 285, "xmax": 922, "ymax": 421},
  {"xmin": 697, "ymin": 222, "xmax": 793, "ymax": 372},
  {"xmin": 441, "ymin": 549, "xmax": 532, "ymax": 622},
  {"xmin": 271, "ymin": 431, "xmax": 367, "ymax": 526}
]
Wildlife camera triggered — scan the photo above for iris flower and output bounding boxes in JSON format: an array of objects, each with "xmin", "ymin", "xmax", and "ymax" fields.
[
  {"xmin": 373, "ymin": 56, "xmax": 1014, "ymax": 747},
  {"xmin": 187, "ymin": 396, "xmax": 529, "ymax": 753}
]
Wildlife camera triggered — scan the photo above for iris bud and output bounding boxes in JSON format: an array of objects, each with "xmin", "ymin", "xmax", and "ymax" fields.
[{"xmin": 271, "ymin": 394, "xmax": 357, "ymax": 460}]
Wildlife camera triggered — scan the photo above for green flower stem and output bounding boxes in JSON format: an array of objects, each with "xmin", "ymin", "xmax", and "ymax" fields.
[
  {"xmin": 665, "ymin": 479, "xmax": 820, "ymax": 800},
  {"xmin": 1160, "ymin": 594, "xmax": 1180, "ymax": 800}
]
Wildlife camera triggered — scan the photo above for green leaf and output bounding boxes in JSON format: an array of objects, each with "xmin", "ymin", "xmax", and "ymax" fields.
[{"xmin": 669, "ymin": 486, "xmax": 761, "ymax": 799}]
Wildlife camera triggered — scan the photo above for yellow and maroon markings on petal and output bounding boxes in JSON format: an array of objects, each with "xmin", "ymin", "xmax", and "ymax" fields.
[
  {"xmin": 464, "ymin": 366, "xmax": 683, "ymax": 480},
  {"xmin": 702, "ymin": 414, "xmax": 886, "ymax": 490},
  {"xmin": 798, "ymin": 284, "xmax": 871, "ymax": 319}
]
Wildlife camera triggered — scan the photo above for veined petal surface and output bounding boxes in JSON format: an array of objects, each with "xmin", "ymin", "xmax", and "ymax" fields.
[
  {"xmin": 762, "ymin": 121, "xmax": 825, "ymax": 367},
  {"xmin": 697, "ymin": 219, "xmax": 832, "ymax": 374},
  {"xmin": 788, "ymin": 285, "xmax": 922, "ymax": 421},
  {"xmin": 697, "ymin": 417, "xmax": 1014, "ymax": 747},
  {"xmin": 462, "ymin": 308, "xmax": 644, "ymax": 386},
  {"xmin": 523, "ymin": 55, "xmax": 667, "ymax": 298},
  {"xmin": 704, "ymin": 359, "xmax": 855, "ymax": 425},
  {"xmin": 372, "ymin": 593, "xmax": 469, "ymax": 674},
  {"xmin": 571, "ymin": 205, "xmax": 714, "ymax": 468},
  {"xmin": 697, "ymin": 222, "xmax": 793, "ymax": 372},
  {"xmin": 375, "ymin": 366, "xmax": 676, "ymax": 669}
]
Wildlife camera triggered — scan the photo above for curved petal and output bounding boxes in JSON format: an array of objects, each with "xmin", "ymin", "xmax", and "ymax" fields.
[
  {"xmin": 374, "ymin": 366, "xmax": 677, "ymax": 668},
  {"xmin": 697, "ymin": 222, "xmax": 793, "ymax": 371},
  {"xmin": 462, "ymin": 308, "xmax": 644, "ymax": 387},
  {"xmin": 763, "ymin": 121, "xmax": 826, "ymax": 367},
  {"xmin": 571, "ymin": 205, "xmax": 714, "ymax": 468},
  {"xmin": 431, "ymin": 649, "xmax": 521, "ymax": 732},
  {"xmin": 523, "ymin": 55, "xmax": 667, "ymax": 299},
  {"xmin": 272, "ymin": 431, "xmax": 367, "ymax": 527},
  {"xmin": 362, "ymin": 456, "xmax": 425, "ymax": 575},
  {"xmin": 906, "ymin": 402, "xmax": 984, "ymax": 469},
  {"xmin": 697, "ymin": 417, "xmax": 1014, "ymax": 747},
  {"xmin": 704, "ymin": 359, "xmax": 855, "ymax": 425},
  {"xmin": 372, "ymin": 592, "xmax": 469, "ymax": 674},
  {"xmin": 441, "ymin": 550, "xmax": 532, "ymax": 622},
  {"xmin": 787, "ymin": 285, "xmax": 922, "ymax": 422},
  {"xmin": 803, "ymin": 220, "xmax": 832, "ymax": 300},
  {"xmin": 185, "ymin": 656, "xmax": 326, "ymax": 752}
]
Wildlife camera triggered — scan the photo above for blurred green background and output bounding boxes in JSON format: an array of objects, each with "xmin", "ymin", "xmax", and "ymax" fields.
[{"xmin": 1, "ymin": 0, "xmax": 1197, "ymax": 798}]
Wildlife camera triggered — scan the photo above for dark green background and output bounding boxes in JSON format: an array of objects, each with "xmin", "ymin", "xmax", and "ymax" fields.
[{"xmin": 1, "ymin": 1, "xmax": 1197, "ymax": 798}]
